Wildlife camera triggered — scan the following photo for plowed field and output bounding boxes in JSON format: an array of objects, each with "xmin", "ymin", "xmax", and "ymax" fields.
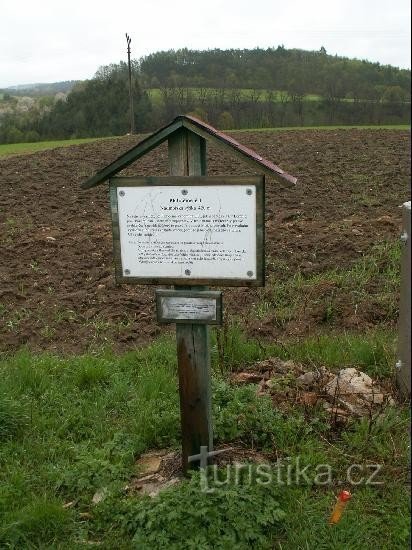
[{"xmin": 1, "ymin": 129, "xmax": 410, "ymax": 353}]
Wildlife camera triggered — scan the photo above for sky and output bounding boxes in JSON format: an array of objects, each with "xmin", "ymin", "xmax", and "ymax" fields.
[{"xmin": 0, "ymin": 0, "xmax": 410, "ymax": 88}]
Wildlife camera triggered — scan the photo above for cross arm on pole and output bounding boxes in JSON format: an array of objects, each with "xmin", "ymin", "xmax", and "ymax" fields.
[{"xmin": 188, "ymin": 446, "xmax": 232, "ymax": 470}]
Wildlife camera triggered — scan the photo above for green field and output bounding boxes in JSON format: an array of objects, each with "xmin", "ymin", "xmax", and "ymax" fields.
[
  {"xmin": 0, "ymin": 136, "xmax": 113, "ymax": 157},
  {"xmin": 147, "ymin": 87, "xmax": 326, "ymax": 106}
]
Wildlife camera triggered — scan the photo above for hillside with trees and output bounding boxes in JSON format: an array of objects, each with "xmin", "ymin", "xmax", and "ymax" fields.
[
  {"xmin": 0, "ymin": 47, "xmax": 410, "ymax": 143},
  {"xmin": 3, "ymin": 81, "xmax": 78, "ymax": 97},
  {"xmin": 139, "ymin": 47, "xmax": 410, "ymax": 96}
]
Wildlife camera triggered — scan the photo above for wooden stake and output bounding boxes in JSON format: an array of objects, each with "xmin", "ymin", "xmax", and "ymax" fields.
[{"xmin": 168, "ymin": 128, "xmax": 213, "ymax": 473}]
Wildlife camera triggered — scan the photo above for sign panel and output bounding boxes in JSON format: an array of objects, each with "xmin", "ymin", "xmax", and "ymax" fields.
[
  {"xmin": 156, "ymin": 290, "xmax": 222, "ymax": 324},
  {"xmin": 110, "ymin": 176, "xmax": 264, "ymax": 287}
]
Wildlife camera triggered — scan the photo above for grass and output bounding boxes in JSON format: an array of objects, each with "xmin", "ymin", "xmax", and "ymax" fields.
[
  {"xmin": 0, "ymin": 326, "xmax": 409, "ymax": 548},
  {"xmin": 279, "ymin": 485, "xmax": 410, "ymax": 549},
  {"xmin": 0, "ymin": 136, "xmax": 112, "ymax": 157},
  {"xmin": 250, "ymin": 241, "xmax": 402, "ymax": 365},
  {"xmin": 214, "ymin": 322, "xmax": 397, "ymax": 379}
]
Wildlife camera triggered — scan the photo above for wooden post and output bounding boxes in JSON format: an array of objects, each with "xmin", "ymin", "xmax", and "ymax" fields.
[
  {"xmin": 396, "ymin": 201, "xmax": 411, "ymax": 398},
  {"xmin": 168, "ymin": 128, "xmax": 213, "ymax": 473}
]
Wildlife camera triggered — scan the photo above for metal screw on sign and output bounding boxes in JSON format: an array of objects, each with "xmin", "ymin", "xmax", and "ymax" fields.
[
  {"xmin": 185, "ymin": 269, "xmax": 191, "ymax": 276},
  {"xmin": 188, "ymin": 446, "xmax": 233, "ymax": 469},
  {"xmin": 247, "ymin": 271, "xmax": 253, "ymax": 277},
  {"xmin": 246, "ymin": 188, "xmax": 253, "ymax": 195},
  {"xmin": 182, "ymin": 189, "xmax": 188, "ymax": 195},
  {"xmin": 124, "ymin": 269, "xmax": 131, "ymax": 275},
  {"xmin": 119, "ymin": 190, "xmax": 125, "ymax": 197}
]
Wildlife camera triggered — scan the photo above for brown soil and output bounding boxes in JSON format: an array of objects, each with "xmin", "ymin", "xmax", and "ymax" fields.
[{"xmin": 0, "ymin": 129, "xmax": 410, "ymax": 354}]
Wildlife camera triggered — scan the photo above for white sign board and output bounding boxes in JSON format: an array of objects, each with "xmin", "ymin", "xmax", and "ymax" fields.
[{"xmin": 115, "ymin": 183, "xmax": 259, "ymax": 282}]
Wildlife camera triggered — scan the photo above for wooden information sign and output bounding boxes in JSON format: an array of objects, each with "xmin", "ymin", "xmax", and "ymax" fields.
[{"xmin": 81, "ymin": 115, "xmax": 296, "ymax": 474}]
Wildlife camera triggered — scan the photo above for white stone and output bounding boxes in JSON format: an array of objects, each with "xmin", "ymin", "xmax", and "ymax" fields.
[{"xmin": 325, "ymin": 368, "xmax": 385, "ymax": 413}]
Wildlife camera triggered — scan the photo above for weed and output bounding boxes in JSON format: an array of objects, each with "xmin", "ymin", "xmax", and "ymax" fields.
[
  {"xmin": 54, "ymin": 309, "xmax": 78, "ymax": 323},
  {"xmin": 214, "ymin": 320, "xmax": 266, "ymax": 374},
  {"xmin": 213, "ymin": 321, "xmax": 395, "ymax": 378},
  {"xmin": 5, "ymin": 307, "xmax": 30, "ymax": 332},
  {"xmin": 40, "ymin": 325, "xmax": 56, "ymax": 339},
  {"xmin": 93, "ymin": 469, "xmax": 285, "ymax": 550},
  {"xmin": 341, "ymin": 406, "xmax": 410, "ymax": 462},
  {"xmin": 7, "ymin": 353, "xmax": 48, "ymax": 398},
  {"xmin": 254, "ymin": 240, "xmax": 401, "ymax": 331},
  {"xmin": 73, "ymin": 360, "xmax": 111, "ymax": 390},
  {"xmin": 283, "ymin": 331, "xmax": 396, "ymax": 378},
  {"xmin": 0, "ymin": 394, "xmax": 28, "ymax": 440},
  {"xmin": 0, "ymin": 496, "xmax": 74, "ymax": 548},
  {"xmin": 29, "ymin": 260, "xmax": 41, "ymax": 272},
  {"xmin": 57, "ymin": 435, "xmax": 134, "ymax": 499}
]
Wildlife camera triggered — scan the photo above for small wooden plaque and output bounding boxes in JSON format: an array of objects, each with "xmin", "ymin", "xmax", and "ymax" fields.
[{"xmin": 155, "ymin": 290, "xmax": 223, "ymax": 325}]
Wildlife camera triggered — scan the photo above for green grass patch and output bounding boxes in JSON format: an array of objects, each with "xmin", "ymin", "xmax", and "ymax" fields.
[
  {"xmin": 1, "ymin": 496, "xmax": 75, "ymax": 548},
  {"xmin": 213, "ymin": 323, "xmax": 396, "ymax": 378},
  {"xmin": 0, "ymin": 394, "xmax": 29, "ymax": 440},
  {"xmin": 252, "ymin": 241, "xmax": 401, "ymax": 352},
  {"xmin": 279, "ymin": 485, "xmax": 410, "ymax": 549},
  {"xmin": 0, "ymin": 136, "xmax": 113, "ymax": 157},
  {"xmin": 0, "ymin": 326, "xmax": 408, "ymax": 547}
]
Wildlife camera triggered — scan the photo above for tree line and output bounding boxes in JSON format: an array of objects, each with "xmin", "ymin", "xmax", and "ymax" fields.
[
  {"xmin": 0, "ymin": 47, "xmax": 410, "ymax": 144},
  {"xmin": 140, "ymin": 47, "xmax": 410, "ymax": 100}
]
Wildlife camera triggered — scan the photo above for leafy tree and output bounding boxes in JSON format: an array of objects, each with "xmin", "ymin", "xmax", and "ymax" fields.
[
  {"xmin": 5, "ymin": 127, "xmax": 24, "ymax": 143},
  {"xmin": 217, "ymin": 111, "xmax": 235, "ymax": 129},
  {"xmin": 381, "ymin": 85, "xmax": 408, "ymax": 103},
  {"xmin": 24, "ymin": 130, "xmax": 40, "ymax": 142},
  {"xmin": 34, "ymin": 63, "xmax": 152, "ymax": 139}
]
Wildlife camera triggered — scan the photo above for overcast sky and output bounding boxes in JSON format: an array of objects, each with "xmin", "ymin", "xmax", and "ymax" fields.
[{"xmin": 0, "ymin": 0, "xmax": 410, "ymax": 88}]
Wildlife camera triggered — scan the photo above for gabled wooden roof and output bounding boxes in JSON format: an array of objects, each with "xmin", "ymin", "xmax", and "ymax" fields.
[{"xmin": 81, "ymin": 115, "xmax": 297, "ymax": 190}]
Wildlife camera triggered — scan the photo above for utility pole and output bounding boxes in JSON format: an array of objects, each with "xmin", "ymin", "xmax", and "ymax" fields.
[{"xmin": 125, "ymin": 33, "xmax": 135, "ymax": 134}]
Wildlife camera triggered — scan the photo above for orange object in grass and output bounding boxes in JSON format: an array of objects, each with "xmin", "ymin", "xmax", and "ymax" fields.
[{"xmin": 329, "ymin": 490, "xmax": 352, "ymax": 524}]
